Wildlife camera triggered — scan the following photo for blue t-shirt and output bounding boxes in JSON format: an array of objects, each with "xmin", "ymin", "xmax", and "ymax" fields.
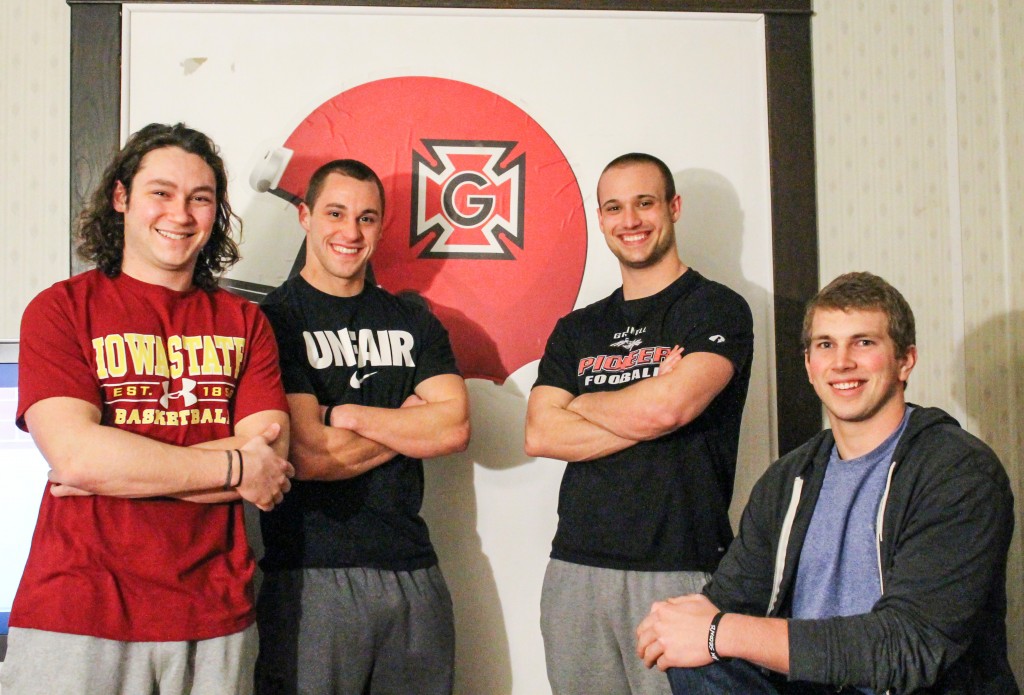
[
  {"xmin": 792, "ymin": 407, "xmax": 912, "ymax": 693},
  {"xmin": 794, "ymin": 407, "xmax": 913, "ymax": 617}
]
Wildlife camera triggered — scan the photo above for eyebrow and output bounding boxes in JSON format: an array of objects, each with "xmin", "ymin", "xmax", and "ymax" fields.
[
  {"xmin": 811, "ymin": 331, "xmax": 883, "ymax": 342},
  {"xmin": 600, "ymin": 193, "xmax": 658, "ymax": 206},
  {"xmin": 141, "ymin": 178, "xmax": 216, "ymax": 196},
  {"xmin": 323, "ymin": 202, "xmax": 381, "ymax": 215}
]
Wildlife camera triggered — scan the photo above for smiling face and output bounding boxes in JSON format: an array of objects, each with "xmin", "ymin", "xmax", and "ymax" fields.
[
  {"xmin": 299, "ymin": 172, "xmax": 383, "ymax": 297},
  {"xmin": 596, "ymin": 161, "xmax": 681, "ymax": 271},
  {"xmin": 113, "ymin": 146, "xmax": 217, "ymax": 290},
  {"xmin": 805, "ymin": 307, "xmax": 916, "ymax": 447}
]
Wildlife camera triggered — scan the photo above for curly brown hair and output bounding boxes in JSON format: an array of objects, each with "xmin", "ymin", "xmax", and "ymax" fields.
[{"xmin": 75, "ymin": 123, "xmax": 241, "ymax": 291}]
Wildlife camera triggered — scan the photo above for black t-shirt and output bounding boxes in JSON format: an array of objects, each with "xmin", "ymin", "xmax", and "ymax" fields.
[
  {"xmin": 534, "ymin": 269, "xmax": 753, "ymax": 572},
  {"xmin": 260, "ymin": 276, "xmax": 459, "ymax": 571}
]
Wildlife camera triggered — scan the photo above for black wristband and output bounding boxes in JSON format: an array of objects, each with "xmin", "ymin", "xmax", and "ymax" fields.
[
  {"xmin": 233, "ymin": 449, "xmax": 244, "ymax": 488},
  {"xmin": 324, "ymin": 404, "xmax": 336, "ymax": 427},
  {"xmin": 708, "ymin": 611, "xmax": 728, "ymax": 663},
  {"xmin": 222, "ymin": 450, "xmax": 233, "ymax": 491}
]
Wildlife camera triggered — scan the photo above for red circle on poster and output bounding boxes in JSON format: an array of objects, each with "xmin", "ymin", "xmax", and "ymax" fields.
[{"xmin": 275, "ymin": 76, "xmax": 587, "ymax": 382}]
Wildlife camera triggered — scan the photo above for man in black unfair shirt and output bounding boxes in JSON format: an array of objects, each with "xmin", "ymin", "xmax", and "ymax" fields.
[
  {"xmin": 525, "ymin": 152, "xmax": 754, "ymax": 695},
  {"xmin": 257, "ymin": 159, "xmax": 470, "ymax": 695}
]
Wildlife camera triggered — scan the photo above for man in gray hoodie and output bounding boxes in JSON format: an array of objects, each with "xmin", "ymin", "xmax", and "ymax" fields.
[{"xmin": 637, "ymin": 271, "xmax": 1017, "ymax": 694}]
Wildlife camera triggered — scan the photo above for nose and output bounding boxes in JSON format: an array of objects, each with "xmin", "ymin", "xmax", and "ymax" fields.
[
  {"xmin": 168, "ymin": 197, "xmax": 194, "ymax": 223},
  {"xmin": 334, "ymin": 216, "xmax": 362, "ymax": 241},
  {"xmin": 834, "ymin": 344, "xmax": 855, "ymax": 369},
  {"xmin": 622, "ymin": 205, "xmax": 641, "ymax": 228}
]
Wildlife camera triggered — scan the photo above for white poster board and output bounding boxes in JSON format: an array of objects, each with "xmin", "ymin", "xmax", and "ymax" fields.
[{"xmin": 124, "ymin": 5, "xmax": 776, "ymax": 693}]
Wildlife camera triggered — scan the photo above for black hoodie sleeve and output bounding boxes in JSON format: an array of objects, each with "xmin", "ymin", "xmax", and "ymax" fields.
[{"xmin": 788, "ymin": 422, "xmax": 1015, "ymax": 694}]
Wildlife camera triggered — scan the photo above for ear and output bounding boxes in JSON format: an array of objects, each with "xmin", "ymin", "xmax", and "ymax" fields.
[
  {"xmin": 804, "ymin": 350, "xmax": 813, "ymax": 384},
  {"xmin": 298, "ymin": 202, "xmax": 312, "ymax": 233},
  {"xmin": 898, "ymin": 345, "xmax": 917, "ymax": 384},
  {"xmin": 669, "ymin": 194, "xmax": 682, "ymax": 223},
  {"xmin": 112, "ymin": 181, "xmax": 128, "ymax": 213}
]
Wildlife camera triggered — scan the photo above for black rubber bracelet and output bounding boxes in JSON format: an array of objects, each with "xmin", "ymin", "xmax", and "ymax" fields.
[
  {"xmin": 223, "ymin": 450, "xmax": 233, "ymax": 491},
  {"xmin": 708, "ymin": 611, "xmax": 728, "ymax": 663},
  {"xmin": 324, "ymin": 404, "xmax": 336, "ymax": 427},
  {"xmin": 233, "ymin": 449, "xmax": 244, "ymax": 488}
]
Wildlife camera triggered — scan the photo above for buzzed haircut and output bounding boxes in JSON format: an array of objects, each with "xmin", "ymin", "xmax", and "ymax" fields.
[
  {"xmin": 599, "ymin": 153, "xmax": 676, "ymax": 201},
  {"xmin": 802, "ymin": 271, "xmax": 916, "ymax": 357},
  {"xmin": 305, "ymin": 159, "xmax": 386, "ymax": 217}
]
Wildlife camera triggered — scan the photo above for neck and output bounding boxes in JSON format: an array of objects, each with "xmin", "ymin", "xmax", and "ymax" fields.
[
  {"xmin": 120, "ymin": 263, "xmax": 195, "ymax": 293},
  {"xmin": 830, "ymin": 399, "xmax": 908, "ymax": 460},
  {"xmin": 621, "ymin": 255, "xmax": 688, "ymax": 301},
  {"xmin": 300, "ymin": 265, "xmax": 365, "ymax": 297}
]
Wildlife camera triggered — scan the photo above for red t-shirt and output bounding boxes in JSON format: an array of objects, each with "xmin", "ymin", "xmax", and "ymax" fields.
[{"xmin": 12, "ymin": 270, "xmax": 287, "ymax": 642}]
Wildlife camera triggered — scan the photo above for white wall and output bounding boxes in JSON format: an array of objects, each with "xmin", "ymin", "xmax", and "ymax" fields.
[
  {"xmin": 1, "ymin": 0, "xmax": 1021, "ymax": 689},
  {"xmin": 119, "ymin": 10, "xmax": 777, "ymax": 694}
]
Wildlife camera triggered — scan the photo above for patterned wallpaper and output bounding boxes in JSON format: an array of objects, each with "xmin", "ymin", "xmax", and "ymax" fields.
[
  {"xmin": 814, "ymin": 0, "xmax": 1022, "ymax": 680},
  {"xmin": 0, "ymin": 0, "xmax": 70, "ymax": 339},
  {"xmin": 814, "ymin": 0, "xmax": 962, "ymax": 417}
]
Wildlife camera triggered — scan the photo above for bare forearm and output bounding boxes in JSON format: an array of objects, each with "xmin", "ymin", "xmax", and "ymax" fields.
[
  {"xmin": 570, "ymin": 352, "xmax": 734, "ymax": 440},
  {"xmin": 32, "ymin": 401, "xmax": 294, "ymax": 511},
  {"xmin": 171, "ymin": 489, "xmax": 241, "ymax": 504},
  {"xmin": 334, "ymin": 400, "xmax": 470, "ymax": 460},
  {"xmin": 174, "ymin": 427, "xmax": 290, "ymax": 501},
  {"xmin": 525, "ymin": 402, "xmax": 636, "ymax": 461},
  {"xmin": 40, "ymin": 421, "xmax": 237, "ymax": 497},
  {"xmin": 717, "ymin": 613, "xmax": 790, "ymax": 674},
  {"xmin": 193, "ymin": 429, "xmax": 289, "ymax": 460},
  {"xmin": 569, "ymin": 385, "xmax": 681, "ymax": 441},
  {"xmin": 291, "ymin": 427, "xmax": 397, "ymax": 481},
  {"xmin": 285, "ymin": 393, "xmax": 398, "ymax": 481}
]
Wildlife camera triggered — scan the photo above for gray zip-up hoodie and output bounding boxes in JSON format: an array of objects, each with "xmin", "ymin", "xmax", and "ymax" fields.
[{"xmin": 705, "ymin": 406, "xmax": 1017, "ymax": 694}]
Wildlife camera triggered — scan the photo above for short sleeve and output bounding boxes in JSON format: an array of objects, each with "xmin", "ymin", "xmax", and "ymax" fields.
[
  {"xmin": 533, "ymin": 316, "xmax": 579, "ymax": 396},
  {"xmin": 261, "ymin": 299, "xmax": 317, "ymax": 397},
  {"xmin": 675, "ymin": 286, "xmax": 753, "ymax": 375},
  {"xmin": 16, "ymin": 286, "xmax": 101, "ymax": 431},
  {"xmin": 232, "ymin": 305, "xmax": 289, "ymax": 423},
  {"xmin": 412, "ymin": 309, "xmax": 460, "ymax": 387}
]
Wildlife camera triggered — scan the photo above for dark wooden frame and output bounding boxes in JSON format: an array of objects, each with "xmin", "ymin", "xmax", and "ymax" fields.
[{"xmin": 66, "ymin": 0, "xmax": 819, "ymax": 455}]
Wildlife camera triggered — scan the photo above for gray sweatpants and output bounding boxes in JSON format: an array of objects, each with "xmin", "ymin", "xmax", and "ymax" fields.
[
  {"xmin": 255, "ymin": 565, "xmax": 454, "ymax": 695},
  {"xmin": 0, "ymin": 624, "xmax": 256, "ymax": 695},
  {"xmin": 541, "ymin": 559, "xmax": 710, "ymax": 695}
]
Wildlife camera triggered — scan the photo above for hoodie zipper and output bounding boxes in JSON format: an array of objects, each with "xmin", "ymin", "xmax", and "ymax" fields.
[
  {"xmin": 875, "ymin": 460, "xmax": 897, "ymax": 594},
  {"xmin": 875, "ymin": 459, "xmax": 897, "ymax": 695},
  {"xmin": 768, "ymin": 476, "xmax": 804, "ymax": 615}
]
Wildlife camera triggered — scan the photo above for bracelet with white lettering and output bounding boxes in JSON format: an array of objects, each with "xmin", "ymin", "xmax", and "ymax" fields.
[
  {"xmin": 708, "ymin": 611, "xmax": 728, "ymax": 663},
  {"xmin": 223, "ymin": 450, "xmax": 234, "ymax": 491},
  {"xmin": 324, "ymin": 404, "xmax": 336, "ymax": 427}
]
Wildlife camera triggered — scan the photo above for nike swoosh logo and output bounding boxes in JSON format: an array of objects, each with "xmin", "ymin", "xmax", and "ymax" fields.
[{"xmin": 349, "ymin": 371, "xmax": 378, "ymax": 389}]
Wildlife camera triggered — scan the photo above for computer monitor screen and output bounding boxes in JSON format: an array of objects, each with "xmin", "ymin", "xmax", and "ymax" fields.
[{"xmin": 0, "ymin": 341, "xmax": 50, "ymax": 655}]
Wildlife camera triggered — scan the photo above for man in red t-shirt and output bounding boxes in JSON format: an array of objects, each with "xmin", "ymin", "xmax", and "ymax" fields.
[{"xmin": 0, "ymin": 123, "xmax": 294, "ymax": 695}]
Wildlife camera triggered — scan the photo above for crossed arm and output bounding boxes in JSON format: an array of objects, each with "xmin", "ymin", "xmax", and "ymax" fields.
[
  {"xmin": 25, "ymin": 396, "xmax": 293, "ymax": 511},
  {"xmin": 525, "ymin": 348, "xmax": 734, "ymax": 462},
  {"xmin": 288, "ymin": 373, "xmax": 471, "ymax": 481}
]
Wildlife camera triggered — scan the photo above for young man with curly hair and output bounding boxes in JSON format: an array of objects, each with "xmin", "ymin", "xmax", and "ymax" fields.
[{"xmin": 1, "ymin": 123, "xmax": 294, "ymax": 695}]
